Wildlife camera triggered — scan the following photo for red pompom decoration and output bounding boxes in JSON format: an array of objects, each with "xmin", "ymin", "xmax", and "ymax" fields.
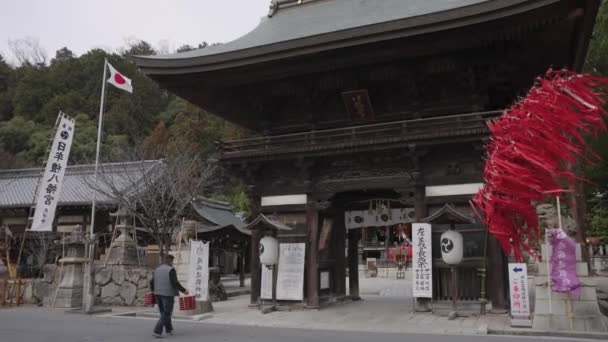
[{"xmin": 472, "ymin": 69, "xmax": 608, "ymax": 261}]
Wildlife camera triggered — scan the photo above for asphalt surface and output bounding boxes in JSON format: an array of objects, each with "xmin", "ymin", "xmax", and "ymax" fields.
[{"xmin": 0, "ymin": 307, "xmax": 594, "ymax": 342}]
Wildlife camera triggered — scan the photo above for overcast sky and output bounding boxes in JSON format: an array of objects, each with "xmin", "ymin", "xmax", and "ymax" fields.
[{"xmin": 0, "ymin": 0, "xmax": 269, "ymax": 63}]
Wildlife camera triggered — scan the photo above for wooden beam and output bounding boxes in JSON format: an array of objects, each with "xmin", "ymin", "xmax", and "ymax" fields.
[
  {"xmin": 333, "ymin": 208, "xmax": 346, "ymax": 296},
  {"xmin": 487, "ymin": 235, "xmax": 508, "ymax": 311},
  {"xmin": 571, "ymin": 0, "xmax": 601, "ymax": 71},
  {"xmin": 413, "ymin": 172, "xmax": 427, "ymax": 220},
  {"xmin": 249, "ymin": 230, "xmax": 261, "ymax": 306},
  {"xmin": 305, "ymin": 199, "xmax": 320, "ymax": 308},
  {"xmin": 348, "ymin": 229, "xmax": 361, "ymax": 300}
]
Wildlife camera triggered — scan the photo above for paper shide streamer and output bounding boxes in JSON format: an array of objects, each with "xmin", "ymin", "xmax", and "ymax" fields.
[{"xmin": 472, "ymin": 69, "xmax": 608, "ymax": 261}]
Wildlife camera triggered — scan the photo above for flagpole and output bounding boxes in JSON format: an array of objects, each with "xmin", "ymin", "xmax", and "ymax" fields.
[
  {"xmin": 90, "ymin": 58, "xmax": 108, "ymax": 239},
  {"xmin": 83, "ymin": 59, "xmax": 107, "ymax": 314}
]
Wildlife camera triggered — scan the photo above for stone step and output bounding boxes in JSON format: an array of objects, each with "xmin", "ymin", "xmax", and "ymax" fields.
[
  {"xmin": 534, "ymin": 298, "xmax": 603, "ymax": 316},
  {"xmin": 537, "ymin": 262, "xmax": 589, "ymax": 277},
  {"xmin": 535, "ymin": 285, "xmax": 598, "ymax": 301},
  {"xmin": 535, "ymin": 275, "xmax": 598, "ymax": 287},
  {"xmin": 541, "ymin": 244, "xmax": 583, "ymax": 262},
  {"xmin": 532, "ymin": 314, "xmax": 608, "ymax": 332}
]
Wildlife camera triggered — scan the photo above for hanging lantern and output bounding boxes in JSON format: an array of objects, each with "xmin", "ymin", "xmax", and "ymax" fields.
[
  {"xmin": 440, "ymin": 230, "xmax": 463, "ymax": 265},
  {"xmin": 259, "ymin": 236, "xmax": 279, "ymax": 266}
]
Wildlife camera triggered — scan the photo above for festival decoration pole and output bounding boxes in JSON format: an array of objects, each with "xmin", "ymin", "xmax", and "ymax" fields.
[
  {"xmin": 546, "ymin": 224, "xmax": 552, "ymax": 316},
  {"xmin": 472, "ymin": 69, "xmax": 608, "ymax": 260}
]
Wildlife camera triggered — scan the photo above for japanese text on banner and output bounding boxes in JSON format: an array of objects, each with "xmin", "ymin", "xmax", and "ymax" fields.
[
  {"xmin": 412, "ymin": 223, "xmax": 433, "ymax": 298},
  {"xmin": 31, "ymin": 113, "xmax": 75, "ymax": 231},
  {"xmin": 188, "ymin": 240, "xmax": 209, "ymax": 301},
  {"xmin": 508, "ymin": 263, "xmax": 530, "ymax": 317}
]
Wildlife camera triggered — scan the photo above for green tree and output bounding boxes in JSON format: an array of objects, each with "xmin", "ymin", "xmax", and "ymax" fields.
[
  {"xmin": 0, "ymin": 54, "xmax": 15, "ymax": 121},
  {"xmin": 0, "ymin": 116, "xmax": 39, "ymax": 154}
]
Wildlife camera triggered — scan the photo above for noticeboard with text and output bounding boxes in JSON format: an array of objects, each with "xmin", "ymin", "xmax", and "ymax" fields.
[
  {"xmin": 412, "ymin": 223, "xmax": 433, "ymax": 298},
  {"xmin": 188, "ymin": 240, "xmax": 209, "ymax": 301},
  {"xmin": 508, "ymin": 263, "xmax": 531, "ymax": 319},
  {"xmin": 276, "ymin": 243, "xmax": 305, "ymax": 301}
]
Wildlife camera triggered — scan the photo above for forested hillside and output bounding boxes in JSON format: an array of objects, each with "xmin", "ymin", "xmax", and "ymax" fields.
[{"xmin": 0, "ymin": 40, "xmax": 248, "ymax": 169}]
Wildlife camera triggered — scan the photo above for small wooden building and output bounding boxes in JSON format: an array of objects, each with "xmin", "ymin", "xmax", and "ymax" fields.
[
  {"xmin": 190, "ymin": 197, "xmax": 250, "ymax": 279},
  {"xmin": 0, "ymin": 161, "xmax": 163, "ymax": 274},
  {"xmin": 135, "ymin": 0, "xmax": 600, "ymax": 310}
]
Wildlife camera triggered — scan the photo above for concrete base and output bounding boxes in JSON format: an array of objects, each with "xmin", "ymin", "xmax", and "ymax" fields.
[
  {"xmin": 532, "ymin": 244, "xmax": 608, "ymax": 332},
  {"xmin": 511, "ymin": 318, "xmax": 532, "ymax": 328},
  {"xmin": 414, "ymin": 298, "xmax": 432, "ymax": 312},
  {"xmin": 53, "ymin": 287, "xmax": 84, "ymax": 308}
]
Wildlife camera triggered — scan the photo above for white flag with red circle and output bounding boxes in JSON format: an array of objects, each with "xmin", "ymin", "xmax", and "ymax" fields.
[{"xmin": 106, "ymin": 62, "xmax": 133, "ymax": 93}]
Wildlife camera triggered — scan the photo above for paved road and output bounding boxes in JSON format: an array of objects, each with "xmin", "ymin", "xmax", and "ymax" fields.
[{"xmin": 0, "ymin": 307, "xmax": 591, "ymax": 342}]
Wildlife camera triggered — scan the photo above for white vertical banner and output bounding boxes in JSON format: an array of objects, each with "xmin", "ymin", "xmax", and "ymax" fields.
[
  {"xmin": 508, "ymin": 263, "xmax": 531, "ymax": 321},
  {"xmin": 276, "ymin": 243, "xmax": 306, "ymax": 301},
  {"xmin": 31, "ymin": 113, "xmax": 76, "ymax": 231},
  {"xmin": 188, "ymin": 240, "xmax": 209, "ymax": 301},
  {"xmin": 412, "ymin": 223, "xmax": 433, "ymax": 298},
  {"xmin": 261, "ymin": 266, "xmax": 273, "ymax": 300}
]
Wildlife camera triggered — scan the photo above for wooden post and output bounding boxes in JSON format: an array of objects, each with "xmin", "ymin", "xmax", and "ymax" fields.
[
  {"xmin": 451, "ymin": 266, "xmax": 458, "ymax": 312},
  {"xmin": 306, "ymin": 200, "xmax": 320, "ymax": 308},
  {"xmin": 272, "ymin": 264, "xmax": 278, "ymax": 309},
  {"xmin": 334, "ymin": 209, "xmax": 346, "ymax": 296},
  {"xmin": 15, "ymin": 278, "xmax": 22, "ymax": 306},
  {"xmin": 239, "ymin": 248, "xmax": 246, "ymax": 288},
  {"xmin": 487, "ymin": 235, "xmax": 508, "ymax": 312},
  {"xmin": 413, "ymin": 172, "xmax": 427, "ymax": 221},
  {"xmin": 385, "ymin": 226, "xmax": 390, "ymax": 258},
  {"xmin": 348, "ymin": 229, "xmax": 361, "ymax": 300},
  {"xmin": 1, "ymin": 279, "xmax": 7, "ymax": 306},
  {"xmin": 249, "ymin": 230, "xmax": 261, "ymax": 306}
]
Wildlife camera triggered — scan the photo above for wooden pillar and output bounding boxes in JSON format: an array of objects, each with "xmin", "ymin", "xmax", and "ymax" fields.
[
  {"xmin": 411, "ymin": 172, "xmax": 431, "ymax": 311},
  {"xmin": 487, "ymin": 235, "xmax": 508, "ymax": 311},
  {"xmin": 413, "ymin": 172, "xmax": 427, "ymax": 220},
  {"xmin": 249, "ymin": 230, "xmax": 261, "ymax": 306},
  {"xmin": 306, "ymin": 200, "xmax": 320, "ymax": 308},
  {"xmin": 385, "ymin": 226, "xmax": 390, "ymax": 257},
  {"xmin": 334, "ymin": 208, "xmax": 346, "ymax": 296},
  {"xmin": 348, "ymin": 228, "xmax": 361, "ymax": 300},
  {"xmin": 239, "ymin": 247, "xmax": 246, "ymax": 288}
]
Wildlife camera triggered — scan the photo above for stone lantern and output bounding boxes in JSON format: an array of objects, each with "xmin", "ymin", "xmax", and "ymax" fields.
[
  {"xmin": 53, "ymin": 225, "xmax": 87, "ymax": 308},
  {"xmin": 106, "ymin": 207, "xmax": 139, "ymax": 266}
]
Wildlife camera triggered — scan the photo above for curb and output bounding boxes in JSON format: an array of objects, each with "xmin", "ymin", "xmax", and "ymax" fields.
[{"xmin": 488, "ymin": 328, "xmax": 608, "ymax": 340}]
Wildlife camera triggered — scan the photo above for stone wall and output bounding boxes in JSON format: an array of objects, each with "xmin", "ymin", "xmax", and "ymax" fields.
[{"xmin": 94, "ymin": 265, "xmax": 152, "ymax": 306}]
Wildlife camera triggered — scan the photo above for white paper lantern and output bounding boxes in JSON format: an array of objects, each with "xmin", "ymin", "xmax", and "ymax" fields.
[
  {"xmin": 440, "ymin": 230, "xmax": 463, "ymax": 265},
  {"xmin": 259, "ymin": 236, "xmax": 279, "ymax": 266}
]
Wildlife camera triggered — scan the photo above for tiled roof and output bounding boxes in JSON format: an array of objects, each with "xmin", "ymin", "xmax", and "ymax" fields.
[
  {"xmin": 0, "ymin": 161, "xmax": 162, "ymax": 209},
  {"xmin": 134, "ymin": 0, "xmax": 514, "ymax": 69},
  {"xmin": 191, "ymin": 196, "xmax": 249, "ymax": 235}
]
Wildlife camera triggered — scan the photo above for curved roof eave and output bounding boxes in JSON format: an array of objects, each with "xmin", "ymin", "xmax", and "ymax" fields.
[{"xmin": 133, "ymin": 0, "xmax": 560, "ymax": 75}]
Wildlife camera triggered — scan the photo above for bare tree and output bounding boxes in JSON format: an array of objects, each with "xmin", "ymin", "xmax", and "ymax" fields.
[
  {"xmin": 8, "ymin": 37, "xmax": 47, "ymax": 66},
  {"xmin": 24, "ymin": 232, "xmax": 59, "ymax": 277},
  {"xmin": 89, "ymin": 144, "xmax": 216, "ymax": 259}
]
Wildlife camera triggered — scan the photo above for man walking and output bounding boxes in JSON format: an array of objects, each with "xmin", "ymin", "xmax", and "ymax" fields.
[{"xmin": 150, "ymin": 254, "xmax": 188, "ymax": 338}]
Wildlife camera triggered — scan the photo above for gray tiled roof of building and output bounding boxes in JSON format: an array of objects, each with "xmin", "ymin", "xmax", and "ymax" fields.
[
  {"xmin": 191, "ymin": 196, "xmax": 250, "ymax": 235},
  {"xmin": 134, "ymin": 0, "xmax": 494, "ymax": 66},
  {"xmin": 0, "ymin": 160, "xmax": 162, "ymax": 208}
]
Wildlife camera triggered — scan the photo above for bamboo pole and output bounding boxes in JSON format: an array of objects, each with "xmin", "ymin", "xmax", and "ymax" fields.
[
  {"xmin": 51, "ymin": 232, "xmax": 66, "ymax": 308},
  {"xmin": 176, "ymin": 218, "xmax": 186, "ymax": 266},
  {"xmin": 103, "ymin": 214, "xmax": 119, "ymax": 267},
  {"xmin": 133, "ymin": 216, "xmax": 141, "ymax": 267}
]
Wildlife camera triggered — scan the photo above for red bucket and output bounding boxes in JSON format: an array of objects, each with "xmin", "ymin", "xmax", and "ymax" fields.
[
  {"xmin": 179, "ymin": 295, "xmax": 196, "ymax": 311},
  {"xmin": 144, "ymin": 292, "xmax": 155, "ymax": 306}
]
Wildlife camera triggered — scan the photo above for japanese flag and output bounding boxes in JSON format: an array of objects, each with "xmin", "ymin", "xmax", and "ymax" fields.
[{"xmin": 106, "ymin": 62, "xmax": 133, "ymax": 93}]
